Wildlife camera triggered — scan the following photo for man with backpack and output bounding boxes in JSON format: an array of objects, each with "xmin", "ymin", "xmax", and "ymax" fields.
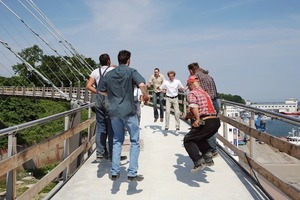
[{"xmin": 86, "ymin": 53, "xmax": 127, "ymax": 161}]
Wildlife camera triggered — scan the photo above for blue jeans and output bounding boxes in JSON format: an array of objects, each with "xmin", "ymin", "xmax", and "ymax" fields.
[
  {"xmin": 110, "ymin": 115, "xmax": 140, "ymax": 177},
  {"xmin": 152, "ymin": 92, "xmax": 164, "ymax": 119},
  {"xmin": 207, "ymin": 98, "xmax": 220, "ymax": 150},
  {"xmin": 95, "ymin": 106, "xmax": 113, "ymax": 156},
  {"xmin": 135, "ymin": 100, "xmax": 141, "ymax": 125}
]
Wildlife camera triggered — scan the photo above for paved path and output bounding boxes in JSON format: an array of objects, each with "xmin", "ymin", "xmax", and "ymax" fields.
[{"xmin": 51, "ymin": 106, "xmax": 270, "ymax": 200}]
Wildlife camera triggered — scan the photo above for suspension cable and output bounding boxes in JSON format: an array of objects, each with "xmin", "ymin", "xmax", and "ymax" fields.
[
  {"xmin": 18, "ymin": 0, "xmax": 91, "ymax": 77},
  {"xmin": 0, "ymin": 39, "xmax": 70, "ymax": 100},
  {"xmin": 0, "ymin": 0, "xmax": 85, "ymax": 82},
  {"xmin": 27, "ymin": 0, "xmax": 94, "ymax": 72},
  {"xmin": 0, "ymin": 11, "xmax": 67, "ymax": 87}
]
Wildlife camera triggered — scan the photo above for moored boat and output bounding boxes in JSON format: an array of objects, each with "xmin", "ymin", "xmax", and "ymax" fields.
[
  {"xmin": 286, "ymin": 128, "xmax": 300, "ymax": 146},
  {"xmin": 280, "ymin": 111, "xmax": 300, "ymax": 116}
]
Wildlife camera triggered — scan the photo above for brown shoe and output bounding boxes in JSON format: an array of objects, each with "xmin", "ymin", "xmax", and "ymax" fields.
[
  {"xmin": 160, "ymin": 118, "xmax": 163, "ymax": 122},
  {"xmin": 154, "ymin": 118, "xmax": 158, "ymax": 122}
]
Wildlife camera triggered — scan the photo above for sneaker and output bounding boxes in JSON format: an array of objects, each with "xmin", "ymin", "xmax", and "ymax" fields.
[
  {"xmin": 191, "ymin": 158, "xmax": 206, "ymax": 173},
  {"xmin": 154, "ymin": 118, "xmax": 158, "ymax": 122},
  {"xmin": 128, "ymin": 175, "xmax": 144, "ymax": 182},
  {"xmin": 203, "ymin": 151, "xmax": 215, "ymax": 166},
  {"xmin": 165, "ymin": 127, "xmax": 169, "ymax": 130},
  {"xmin": 211, "ymin": 149, "xmax": 219, "ymax": 158},
  {"xmin": 160, "ymin": 118, "xmax": 163, "ymax": 122},
  {"xmin": 96, "ymin": 151, "xmax": 109, "ymax": 160},
  {"xmin": 111, "ymin": 173, "xmax": 120, "ymax": 181},
  {"xmin": 121, "ymin": 155, "xmax": 127, "ymax": 161},
  {"xmin": 109, "ymin": 155, "xmax": 128, "ymax": 162}
]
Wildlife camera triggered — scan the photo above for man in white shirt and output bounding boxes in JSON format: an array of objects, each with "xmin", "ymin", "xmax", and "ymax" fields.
[{"xmin": 160, "ymin": 70, "xmax": 185, "ymax": 131}]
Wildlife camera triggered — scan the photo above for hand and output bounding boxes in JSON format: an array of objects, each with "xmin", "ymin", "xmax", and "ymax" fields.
[
  {"xmin": 143, "ymin": 94, "xmax": 150, "ymax": 104},
  {"xmin": 184, "ymin": 112, "xmax": 194, "ymax": 121},
  {"xmin": 192, "ymin": 120, "xmax": 200, "ymax": 127}
]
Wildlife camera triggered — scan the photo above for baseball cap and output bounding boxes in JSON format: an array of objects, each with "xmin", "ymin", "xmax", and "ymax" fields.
[{"xmin": 187, "ymin": 75, "xmax": 198, "ymax": 84}]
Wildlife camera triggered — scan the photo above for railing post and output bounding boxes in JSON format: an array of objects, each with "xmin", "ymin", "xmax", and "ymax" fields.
[
  {"xmin": 77, "ymin": 81, "xmax": 81, "ymax": 99},
  {"xmin": 68, "ymin": 100, "xmax": 82, "ymax": 173},
  {"xmin": 87, "ymin": 106, "xmax": 94, "ymax": 157},
  {"xmin": 183, "ymin": 94, "xmax": 187, "ymax": 117},
  {"xmin": 62, "ymin": 115, "xmax": 70, "ymax": 181},
  {"xmin": 42, "ymin": 86, "xmax": 45, "ymax": 97},
  {"xmin": 69, "ymin": 85, "xmax": 72, "ymax": 100},
  {"xmin": 249, "ymin": 112, "xmax": 256, "ymax": 159},
  {"xmin": 33, "ymin": 86, "xmax": 36, "ymax": 97},
  {"xmin": 51, "ymin": 87, "xmax": 54, "ymax": 98},
  {"xmin": 6, "ymin": 132, "xmax": 17, "ymax": 200},
  {"xmin": 84, "ymin": 88, "xmax": 89, "ymax": 102},
  {"xmin": 222, "ymin": 104, "xmax": 229, "ymax": 152},
  {"xmin": 22, "ymin": 86, "xmax": 25, "ymax": 96}
]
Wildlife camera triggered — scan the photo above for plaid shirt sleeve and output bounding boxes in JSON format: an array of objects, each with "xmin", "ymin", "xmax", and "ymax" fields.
[{"xmin": 188, "ymin": 88, "xmax": 211, "ymax": 115}]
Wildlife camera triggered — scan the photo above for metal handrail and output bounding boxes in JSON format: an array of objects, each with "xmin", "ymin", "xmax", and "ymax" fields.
[
  {"xmin": 222, "ymin": 99, "xmax": 300, "ymax": 126},
  {"xmin": 0, "ymin": 101, "xmax": 95, "ymax": 136}
]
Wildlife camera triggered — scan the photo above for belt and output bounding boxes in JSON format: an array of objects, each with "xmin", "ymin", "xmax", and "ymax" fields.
[
  {"xmin": 200, "ymin": 114, "xmax": 217, "ymax": 119},
  {"xmin": 202, "ymin": 116, "xmax": 218, "ymax": 120},
  {"xmin": 166, "ymin": 95, "xmax": 178, "ymax": 99}
]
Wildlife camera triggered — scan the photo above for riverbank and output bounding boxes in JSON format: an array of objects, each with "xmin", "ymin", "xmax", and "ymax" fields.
[{"xmin": 239, "ymin": 141, "xmax": 300, "ymax": 193}]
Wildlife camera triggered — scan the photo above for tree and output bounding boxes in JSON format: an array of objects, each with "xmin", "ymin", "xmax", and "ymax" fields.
[
  {"xmin": 218, "ymin": 93, "xmax": 245, "ymax": 104},
  {"xmin": 11, "ymin": 45, "xmax": 97, "ymax": 87}
]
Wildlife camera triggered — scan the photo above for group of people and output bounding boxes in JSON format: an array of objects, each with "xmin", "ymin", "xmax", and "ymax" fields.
[{"xmin": 86, "ymin": 50, "xmax": 221, "ymax": 181}]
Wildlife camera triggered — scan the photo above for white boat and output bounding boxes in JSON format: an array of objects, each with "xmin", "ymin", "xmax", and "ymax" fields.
[{"xmin": 287, "ymin": 128, "xmax": 300, "ymax": 146}]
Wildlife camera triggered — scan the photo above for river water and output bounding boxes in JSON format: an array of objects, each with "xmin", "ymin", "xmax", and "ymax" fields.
[{"xmin": 265, "ymin": 118, "xmax": 299, "ymax": 137}]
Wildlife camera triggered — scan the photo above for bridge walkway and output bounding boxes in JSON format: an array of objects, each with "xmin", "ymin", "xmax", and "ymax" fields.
[{"xmin": 50, "ymin": 105, "xmax": 269, "ymax": 200}]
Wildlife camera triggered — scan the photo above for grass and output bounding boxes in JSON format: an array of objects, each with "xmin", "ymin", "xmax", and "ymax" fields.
[{"xmin": 0, "ymin": 162, "xmax": 59, "ymax": 199}]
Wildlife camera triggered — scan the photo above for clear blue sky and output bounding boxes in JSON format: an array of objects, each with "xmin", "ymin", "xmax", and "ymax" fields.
[{"xmin": 1, "ymin": 0, "xmax": 300, "ymax": 102}]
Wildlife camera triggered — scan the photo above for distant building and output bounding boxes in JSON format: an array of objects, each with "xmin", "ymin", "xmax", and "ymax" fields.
[{"xmin": 247, "ymin": 98, "xmax": 298, "ymax": 113}]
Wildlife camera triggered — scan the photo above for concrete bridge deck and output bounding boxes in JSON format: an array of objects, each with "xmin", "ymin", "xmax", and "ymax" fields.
[{"xmin": 50, "ymin": 105, "xmax": 269, "ymax": 200}]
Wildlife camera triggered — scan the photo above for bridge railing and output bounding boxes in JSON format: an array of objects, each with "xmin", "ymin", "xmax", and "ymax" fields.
[
  {"xmin": 1, "ymin": 87, "xmax": 300, "ymax": 199},
  {"xmin": 0, "ymin": 86, "xmax": 91, "ymax": 101},
  {"xmin": 0, "ymin": 102, "xmax": 96, "ymax": 200},
  {"xmin": 217, "ymin": 100, "xmax": 300, "ymax": 200}
]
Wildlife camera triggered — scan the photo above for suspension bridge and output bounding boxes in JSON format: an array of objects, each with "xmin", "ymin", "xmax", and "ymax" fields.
[{"xmin": 1, "ymin": 1, "xmax": 300, "ymax": 200}]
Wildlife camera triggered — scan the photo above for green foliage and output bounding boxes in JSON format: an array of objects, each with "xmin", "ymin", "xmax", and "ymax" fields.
[
  {"xmin": 0, "ymin": 97, "xmax": 41, "ymax": 127},
  {"xmin": 9, "ymin": 45, "xmax": 97, "ymax": 87},
  {"xmin": 218, "ymin": 93, "xmax": 245, "ymax": 104},
  {"xmin": 0, "ymin": 97, "xmax": 69, "ymax": 149},
  {"xmin": 27, "ymin": 162, "xmax": 59, "ymax": 179},
  {"xmin": 0, "ymin": 76, "xmax": 31, "ymax": 86}
]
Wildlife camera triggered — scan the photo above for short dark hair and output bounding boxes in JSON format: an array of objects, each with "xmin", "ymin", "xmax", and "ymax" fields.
[
  {"xmin": 99, "ymin": 54, "xmax": 110, "ymax": 66},
  {"xmin": 154, "ymin": 67, "xmax": 160, "ymax": 72},
  {"xmin": 187, "ymin": 62, "xmax": 199, "ymax": 72},
  {"xmin": 167, "ymin": 70, "xmax": 176, "ymax": 77},
  {"xmin": 118, "ymin": 50, "xmax": 131, "ymax": 64}
]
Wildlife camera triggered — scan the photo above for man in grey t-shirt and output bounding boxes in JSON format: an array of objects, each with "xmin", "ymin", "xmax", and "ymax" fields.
[{"xmin": 99, "ymin": 50, "xmax": 149, "ymax": 182}]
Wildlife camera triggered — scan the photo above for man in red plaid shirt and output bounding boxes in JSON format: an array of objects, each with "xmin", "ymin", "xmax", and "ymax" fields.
[{"xmin": 183, "ymin": 75, "xmax": 220, "ymax": 173}]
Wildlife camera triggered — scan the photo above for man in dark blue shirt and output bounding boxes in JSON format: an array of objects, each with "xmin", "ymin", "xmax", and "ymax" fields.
[{"xmin": 99, "ymin": 50, "xmax": 149, "ymax": 182}]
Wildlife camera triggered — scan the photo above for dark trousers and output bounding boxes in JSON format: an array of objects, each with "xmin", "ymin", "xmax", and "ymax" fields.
[
  {"xmin": 152, "ymin": 92, "xmax": 164, "ymax": 119},
  {"xmin": 184, "ymin": 118, "xmax": 220, "ymax": 162}
]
